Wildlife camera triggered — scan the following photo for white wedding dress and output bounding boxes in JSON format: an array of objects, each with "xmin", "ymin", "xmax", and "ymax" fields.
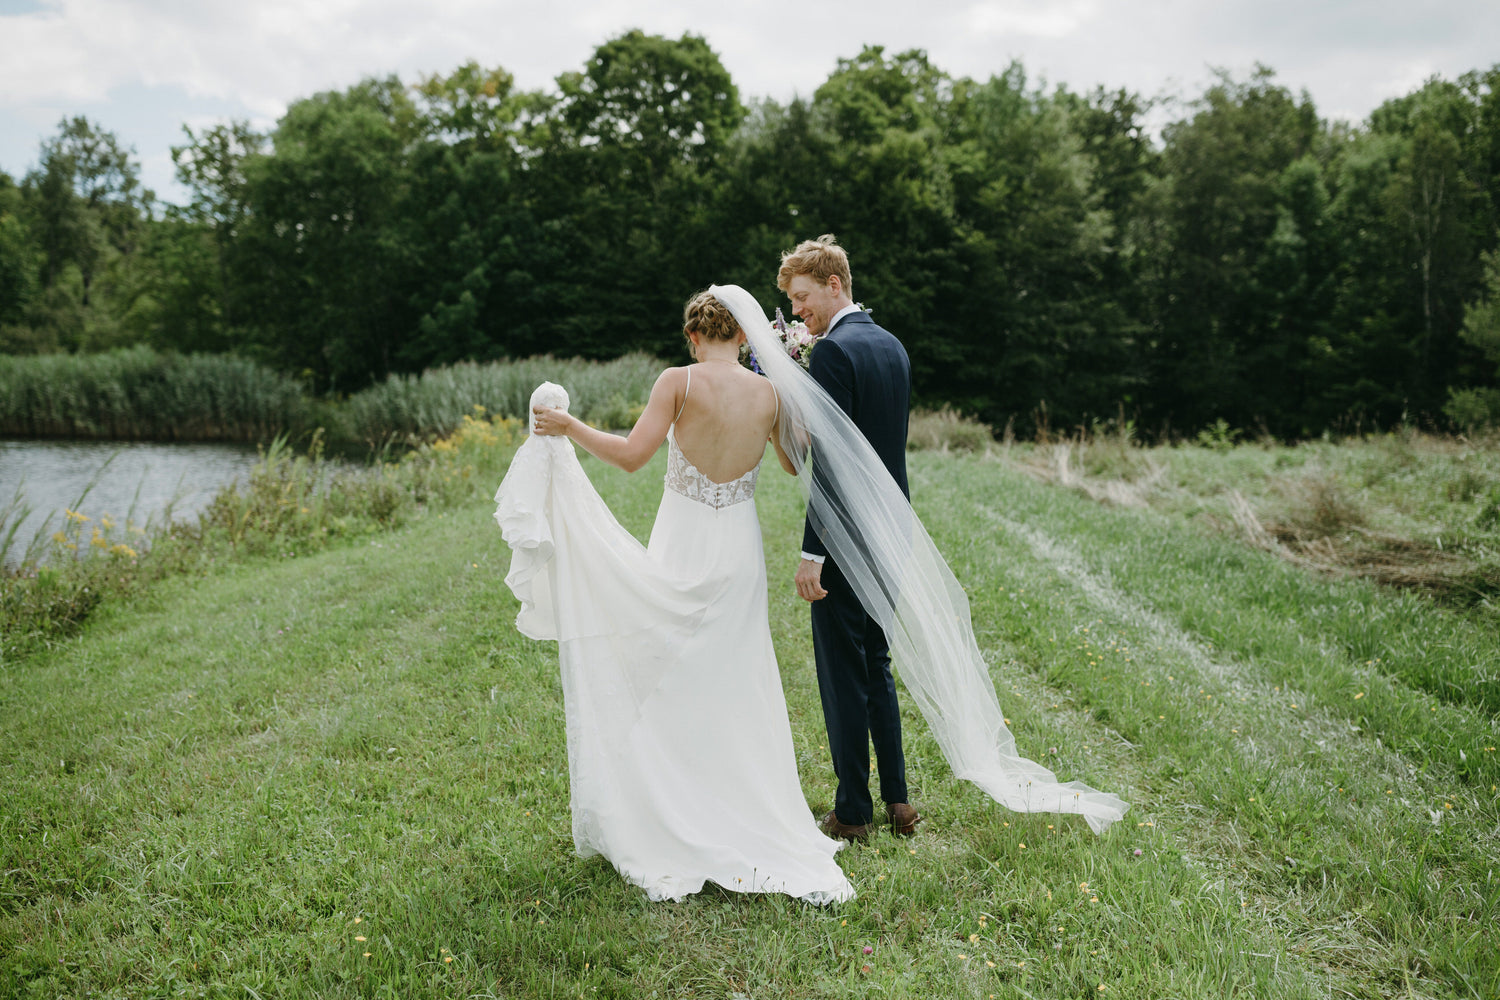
[{"xmin": 494, "ymin": 382, "xmax": 854, "ymax": 905}]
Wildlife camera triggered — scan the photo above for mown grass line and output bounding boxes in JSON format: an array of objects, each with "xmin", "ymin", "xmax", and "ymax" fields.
[
  {"xmin": 909, "ymin": 453, "xmax": 1499, "ymax": 998},
  {"xmin": 2, "ymin": 446, "xmax": 1494, "ymax": 997},
  {"xmin": 1022, "ymin": 434, "xmax": 1500, "ymax": 715},
  {"xmin": 962, "ymin": 454, "xmax": 1500, "ymax": 789}
]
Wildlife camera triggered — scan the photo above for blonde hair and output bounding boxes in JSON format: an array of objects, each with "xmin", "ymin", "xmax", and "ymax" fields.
[
  {"xmin": 776, "ymin": 234, "xmax": 852, "ymax": 295},
  {"xmin": 682, "ymin": 290, "xmax": 741, "ymax": 349}
]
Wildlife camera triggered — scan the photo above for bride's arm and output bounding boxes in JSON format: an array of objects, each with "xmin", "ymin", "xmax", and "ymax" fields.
[
  {"xmin": 531, "ymin": 369, "xmax": 681, "ymax": 472},
  {"xmin": 770, "ymin": 410, "xmax": 800, "ymax": 476}
]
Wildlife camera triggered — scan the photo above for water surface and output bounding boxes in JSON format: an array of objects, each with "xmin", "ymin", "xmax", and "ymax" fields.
[{"xmin": 0, "ymin": 440, "xmax": 260, "ymax": 567}]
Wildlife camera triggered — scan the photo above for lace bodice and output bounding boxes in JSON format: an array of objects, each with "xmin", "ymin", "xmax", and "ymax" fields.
[{"xmin": 664, "ymin": 431, "xmax": 760, "ymax": 509}]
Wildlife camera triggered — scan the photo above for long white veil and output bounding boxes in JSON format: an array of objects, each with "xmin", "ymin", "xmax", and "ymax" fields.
[{"xmin": 711, "ymin": 284, "xmax": 1128, "ymax": 834}]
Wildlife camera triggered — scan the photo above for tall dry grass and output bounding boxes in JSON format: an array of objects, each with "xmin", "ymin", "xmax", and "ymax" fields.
[{"xmin": 907, "ymin": 406, "xmax": 995, "ymax": 453}]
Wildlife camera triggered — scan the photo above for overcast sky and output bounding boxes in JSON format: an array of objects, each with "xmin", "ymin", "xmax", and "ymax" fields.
[{"xmin": 2, "ymin": 0, "xmax": 1496, "ymax": 204}]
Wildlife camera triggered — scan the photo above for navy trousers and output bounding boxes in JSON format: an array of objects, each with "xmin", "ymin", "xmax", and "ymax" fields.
[{"xmin": 811, "ymin": 557, "xmax": 908, "ymax": 826}]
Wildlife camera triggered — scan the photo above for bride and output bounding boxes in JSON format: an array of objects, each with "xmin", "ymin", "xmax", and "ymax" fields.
[
  {"xmin": 495, "ymin": 284, "xmax": 1127, "ymax": 904},
  {"xmin": 495, "ymin": 289, "xmax": 855, "ymax": 904}
]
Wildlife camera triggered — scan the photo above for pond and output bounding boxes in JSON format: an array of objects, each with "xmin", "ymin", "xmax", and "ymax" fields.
[{"xmin": 0, "ymin": 440, "xmax": 262, "ymax": 568}]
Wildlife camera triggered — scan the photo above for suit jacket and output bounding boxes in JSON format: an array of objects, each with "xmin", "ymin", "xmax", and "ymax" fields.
[{"xmin": 801, "ymin": 310, "xmax": 912, "ymax": 560}]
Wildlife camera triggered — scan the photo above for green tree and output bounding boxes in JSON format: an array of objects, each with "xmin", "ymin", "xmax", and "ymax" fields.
[
  {"xmin": 1444, "ymin": 246, "xmax": 1500, "ymax": 427},
  {"xmin": 1385, "ymin": 96, "xmax": 1475, "ymax": 397},
  {"xmin": 398, "ymin": 63, "xmax": 547, "ymax": 366},
  {"xmin": 706, "ymin": 96, "xmax": 840, "ymax": 304},
  {"xmin": 7, "ymin": 45, "xmax": 1489, "ymax": 441},
  {"xmin": 1144, "ymin": 67, "xmax": 1328, "ymax": 435},
  {"xmin": 940, "ymin": 65, "xmax": 1143, "ymax": 429},
  {"xmin": 29, "ymin": 117, "xmax": 152, "ymax": 306},
  {"xmin": 1460, "ymin": 248, "xmax": 1500, "ymax": 360},
  {"xmin": 168, "ymin": 120, "xmax": 265, "ymax": 351},
  {"xmin": 738, "ymin": 46, "xmax": 960, "ymax": 401},
  {"xmin": 11, "ymin": 118, "xmax": 157, "ymax": 352},
  {"xmin": 1323, "ymin": 78, "xmax": 1491, "ymax": 427},
  {"xmin": 230, "ymin": 78, "xmax": 421, "ymax": 391},
  {"xmin": 812, "ymin": 46, "xmax": 957, "ymax": 320},
  {"xmin": 0, "ymin": 171, "xmax": 40, "ymax": 336},
  {"xmin": 528, "ymin": 31, "xmax": 745, "ymax": 358}
]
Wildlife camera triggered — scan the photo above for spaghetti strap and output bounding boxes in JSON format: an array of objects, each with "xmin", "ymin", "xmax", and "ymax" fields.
[
  {"xmin": 770, "ymin": 381, "xmax": 780, "ymax": 425},
  {"xmin": 674, "ymin": 368, "xmax": 692, "ymax": 423}
]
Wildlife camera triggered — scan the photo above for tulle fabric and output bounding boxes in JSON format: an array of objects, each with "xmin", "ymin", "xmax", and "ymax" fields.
[
  {"xmin": 494, "ymin": 383, "xmax": 854, "ymax": 904},
  {"xmin": 710, "ymin": 285, "xmax": 1128, "ymax": 834}
]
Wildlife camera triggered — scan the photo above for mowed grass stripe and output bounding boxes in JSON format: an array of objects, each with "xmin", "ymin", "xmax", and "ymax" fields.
[
  {"xmin": 907, "ymin": 452, "xmax": 1497, "ymax": 998},
  {"xmin": 916, "ymin": 452, "xmax": 1500, "ymax": 789}
]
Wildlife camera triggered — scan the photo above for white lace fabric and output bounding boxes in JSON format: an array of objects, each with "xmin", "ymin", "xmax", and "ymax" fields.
[{"xmin": 664, "ymin": 430, "xmax": 760, "ymax": 509}]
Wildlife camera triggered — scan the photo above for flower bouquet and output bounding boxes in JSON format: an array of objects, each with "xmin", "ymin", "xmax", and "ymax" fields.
[{"xmin": 747, "ymin": 307, "xmax": 820, "ymax": 373}]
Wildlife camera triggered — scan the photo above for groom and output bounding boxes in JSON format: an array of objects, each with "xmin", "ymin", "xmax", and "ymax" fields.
[{"xmin": 778, "ymin": 235, "xmax": 921, "ymax": 842}]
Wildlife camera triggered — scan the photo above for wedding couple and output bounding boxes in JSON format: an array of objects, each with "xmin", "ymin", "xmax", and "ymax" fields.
[{"xmin": 495, "ymin": 237, "xmax": 1126, "ymax": 904}]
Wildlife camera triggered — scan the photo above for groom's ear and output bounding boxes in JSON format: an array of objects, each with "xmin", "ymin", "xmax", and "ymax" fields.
[{"xmin": 827, "ymin": 274, "xmax": 844, "ymax": 297}]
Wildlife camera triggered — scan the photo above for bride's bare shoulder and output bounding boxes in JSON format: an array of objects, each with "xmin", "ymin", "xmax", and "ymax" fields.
[{"xmin": 653, "ymin": 366, "xmax": 692, "ymax": 388}]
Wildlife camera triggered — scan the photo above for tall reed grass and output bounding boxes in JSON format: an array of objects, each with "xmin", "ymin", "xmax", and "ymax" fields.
[
  {"xmin": 0, "ymin": 347, "xmax": 313, "ymax": 442},
  {"xmin": 339, "ymin": 353, "xmax": 661, "ymax": 445},
  {"xmin": 0, "ymin": 349, "xmax": 662, "ymax": 448}
]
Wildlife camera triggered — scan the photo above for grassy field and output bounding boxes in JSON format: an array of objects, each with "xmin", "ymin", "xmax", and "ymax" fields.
[{"xmin": 2, "ymin": 436, "xmax": 1497, "ymax": 998}]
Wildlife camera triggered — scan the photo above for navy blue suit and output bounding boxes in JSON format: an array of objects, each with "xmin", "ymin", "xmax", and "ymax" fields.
[{"xmin": 803, "ymin": 309, "xmax": 911, "ymax": 826}]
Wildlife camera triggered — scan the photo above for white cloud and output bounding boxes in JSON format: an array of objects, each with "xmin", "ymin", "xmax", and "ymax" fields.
[
  {"xmin": 2, "ymin": 0, "xmax": 1497, "ymax": 199},
  {"xmin": 964, "ymin": 1, "xmax": 1100, "ymax": 40}
]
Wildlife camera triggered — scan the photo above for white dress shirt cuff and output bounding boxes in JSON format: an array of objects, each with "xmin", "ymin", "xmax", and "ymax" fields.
[{"xmin": 800, "ymin": 552, "xmax": 826, "ymax": 564}]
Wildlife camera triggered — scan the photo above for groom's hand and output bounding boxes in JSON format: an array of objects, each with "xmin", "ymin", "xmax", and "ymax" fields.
[{"xmin": 795, "ymin": 559, "xmax": 828, "ymax": 602}]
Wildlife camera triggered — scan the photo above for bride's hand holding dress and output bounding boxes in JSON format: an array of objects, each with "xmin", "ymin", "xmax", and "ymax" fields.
[{"xmin": 529, "ymin": 365, "xmax": 682, "ymax": 470}]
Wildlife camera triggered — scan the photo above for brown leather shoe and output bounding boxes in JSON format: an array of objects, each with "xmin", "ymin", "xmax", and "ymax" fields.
[
  {"xmin": 820, "ymin": 810, "xmax": 872, "ymax": 842},
  {"xmin": 886, "ymin": 802, "xmax": 922, "ymax": 837}
]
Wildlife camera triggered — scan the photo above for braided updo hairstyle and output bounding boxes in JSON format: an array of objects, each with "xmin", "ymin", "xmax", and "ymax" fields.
[{"xmin": 682, "ymin": 290, "xmax": 742, "ymax": 359}]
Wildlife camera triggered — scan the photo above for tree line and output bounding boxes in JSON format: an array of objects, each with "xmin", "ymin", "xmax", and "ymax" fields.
[{"xmin": 2, "ymin": 31, "xmax": 1499, "ymax": 438}]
